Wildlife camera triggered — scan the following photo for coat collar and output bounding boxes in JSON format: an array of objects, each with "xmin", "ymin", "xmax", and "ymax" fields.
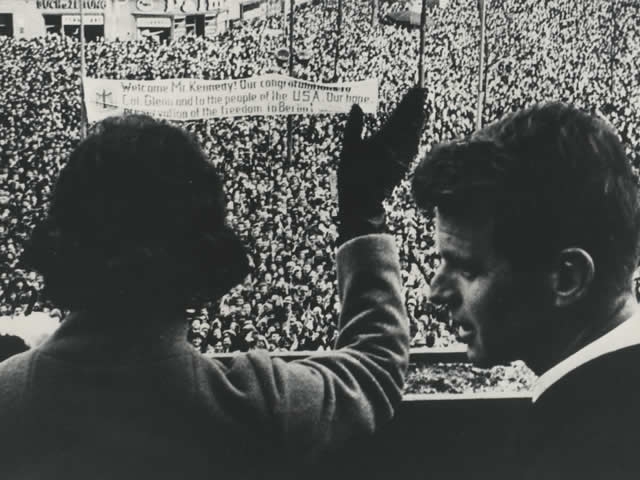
[
  {"xmin": 532, "ymin": 308, "xmax": 640, "ymax": 402},
  {"xmin": 37, "ymin": 310, "xmax": 192, "ymax": 363}
]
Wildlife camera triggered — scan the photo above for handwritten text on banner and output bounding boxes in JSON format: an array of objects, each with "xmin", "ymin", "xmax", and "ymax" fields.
[{"xmin": 83, "ymin": 75, "xmax": 379, "ymax": 122}]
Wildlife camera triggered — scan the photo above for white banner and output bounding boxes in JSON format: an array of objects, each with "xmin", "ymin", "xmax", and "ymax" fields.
[
  {"xmin": 83, "ymin": 74, "xmax": 379, "ymax": 122},
  {"xmin": 136, "ymin": 16, "xmax": 172, "ymax": 28},
  {"xmin": 62, "ymin": 14, "xmax": 104, "ymax": 25}
]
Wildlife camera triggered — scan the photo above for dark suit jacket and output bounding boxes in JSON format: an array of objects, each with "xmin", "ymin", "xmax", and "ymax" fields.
[
  {"xmin": 520, "ymin": 343, "xmax": 640, "ymax": 480},
  {"xmin": 0, "ymin": 234, "xmax": 409, "ymax": 480}
]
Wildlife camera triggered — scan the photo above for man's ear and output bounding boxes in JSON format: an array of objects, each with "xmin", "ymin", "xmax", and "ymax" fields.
[{"xmin": 550, "ymin": 248, "xmax": 595, "ymax": 307}]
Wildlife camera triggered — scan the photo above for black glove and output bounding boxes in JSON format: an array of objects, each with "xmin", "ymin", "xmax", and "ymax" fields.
[{"xmin": 337, "ymin": 87, "xmax": 426, "ymax": 245}]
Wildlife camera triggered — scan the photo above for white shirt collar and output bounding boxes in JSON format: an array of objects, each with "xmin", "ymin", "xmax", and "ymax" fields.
[{"xmin": 532, "ymin": 309, "xmax": 640, "ymax": 403}]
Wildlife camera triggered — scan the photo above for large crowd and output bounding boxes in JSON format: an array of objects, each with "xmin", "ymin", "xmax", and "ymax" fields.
[{"xmin": 1, "ymin": 0, "xmax": 639, "ymax": 354}]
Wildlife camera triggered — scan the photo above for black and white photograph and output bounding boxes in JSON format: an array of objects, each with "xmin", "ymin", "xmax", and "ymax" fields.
[{"xmin": 1, "ymin": 0, "xmax": 639, "ymax": 478}]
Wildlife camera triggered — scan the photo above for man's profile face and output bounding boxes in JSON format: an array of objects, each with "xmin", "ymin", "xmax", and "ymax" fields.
[{"xmin": 429, "ymin": 210, "xmax": 549, "ymax": 367}]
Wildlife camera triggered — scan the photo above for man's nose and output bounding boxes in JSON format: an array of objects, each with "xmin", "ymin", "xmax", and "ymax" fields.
[{"xmin": 428, "ymin": 266, "xmax": 454, "ymax": 307}]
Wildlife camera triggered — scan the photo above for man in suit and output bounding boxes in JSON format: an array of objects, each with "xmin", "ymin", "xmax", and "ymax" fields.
[
  {"xmin": 412, "ymin": 102, "xmax": 640, "ymax": 479},
  {"xmin": 0, "ymin": 88, "xmax": 425, "ymax": 479}
]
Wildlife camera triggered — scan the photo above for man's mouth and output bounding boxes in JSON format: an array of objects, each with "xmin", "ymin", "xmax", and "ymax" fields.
[{"xmin": 455, "ymin": 320, "xmax": 475, "ymax": 343}]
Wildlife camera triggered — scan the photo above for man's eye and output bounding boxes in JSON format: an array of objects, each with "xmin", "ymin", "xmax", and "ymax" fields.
[{"xmin": 459, "ymin": 266, "xmax": 478, "ymax": 280}]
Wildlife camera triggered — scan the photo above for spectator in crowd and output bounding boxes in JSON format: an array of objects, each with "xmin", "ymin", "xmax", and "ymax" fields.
[
  {"xmin": 0, "ymin": 85, "xmax": 424, "ymax": 478},
  {"xmin": 412, "ymin": 102, "xmax": 640, "ymax": 479}
]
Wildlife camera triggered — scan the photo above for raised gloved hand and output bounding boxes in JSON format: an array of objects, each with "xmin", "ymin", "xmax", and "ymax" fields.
[{"xmin": 337, "ymin": 87, "xmax": 426, "ymax": 245}]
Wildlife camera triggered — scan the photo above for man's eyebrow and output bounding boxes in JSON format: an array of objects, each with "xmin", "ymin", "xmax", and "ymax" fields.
[{"xmin": 440, "ymin": 249, "xmax": 474, "ymax": 265}]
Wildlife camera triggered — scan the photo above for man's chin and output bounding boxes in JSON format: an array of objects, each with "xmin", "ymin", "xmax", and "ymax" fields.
[
  {"xmin": 467, "ymin": 352, "xmax": 491, "ymax": 368},
  {"xmin": 466, "ymin": 347, "xmax": 510, "ymax": 368}
]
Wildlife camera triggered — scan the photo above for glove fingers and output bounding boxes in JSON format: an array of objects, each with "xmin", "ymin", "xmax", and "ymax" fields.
[
  {"xmin": 337, "ymin": 88, "xmax": 426, "ymax": 229},
  {"xmin": 382, "ymin": 87, "xmax": 427, "ymax": 164},
  {"xmin": 343, "ymin": 104, "xmax": 365, "ymax": 147}
]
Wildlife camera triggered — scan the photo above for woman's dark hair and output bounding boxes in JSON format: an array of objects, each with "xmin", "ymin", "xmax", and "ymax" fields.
[
  {"xmin": 22, "ymin": 115, "xmax": 250, "ymax": 312},
  {"xmin": 412, "ymin": 102, "xmax": 640, "ymax": 295},
  {"xmin": 0, "ymin": 335, "xmax": 29, "ymax": 362}
]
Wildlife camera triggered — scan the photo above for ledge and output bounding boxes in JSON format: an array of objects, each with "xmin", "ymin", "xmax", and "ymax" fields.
[{"xmin": 208, "ymin": 346, "xmax": 469, "ymax": 364}]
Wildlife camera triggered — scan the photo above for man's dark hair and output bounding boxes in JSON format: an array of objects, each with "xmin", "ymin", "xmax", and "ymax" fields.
[
  {"xmin": 22, "ymin": 115, "xmax": 249, "ymax": 312},
  {"xmin": 412, "ymin": 102, "xmax": 640, "ymax": 295}
]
